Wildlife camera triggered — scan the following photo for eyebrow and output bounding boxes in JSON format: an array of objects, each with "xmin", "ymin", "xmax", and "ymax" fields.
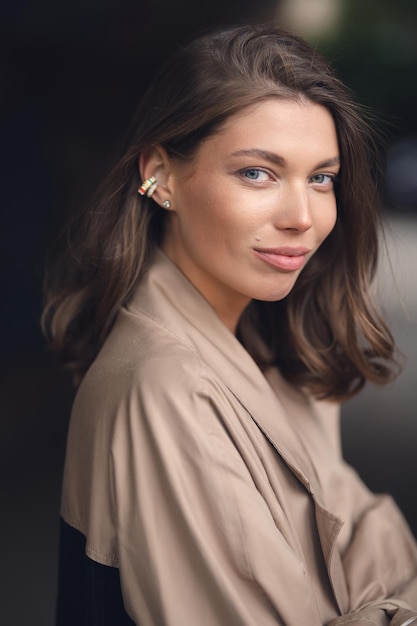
[{"xmin": 230, "ymin": 149, "xmax": 341, "ymax": 170}]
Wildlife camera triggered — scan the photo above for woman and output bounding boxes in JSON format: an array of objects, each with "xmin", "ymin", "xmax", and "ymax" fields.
[{"xmin": 43, "ymin": 24, "xmax": 417, "ymax": 625}]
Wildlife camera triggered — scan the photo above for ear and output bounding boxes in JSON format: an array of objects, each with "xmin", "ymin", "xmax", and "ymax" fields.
[{"xmin": 138, "ymin": 146, "xmax": 174, "ymax": 209}]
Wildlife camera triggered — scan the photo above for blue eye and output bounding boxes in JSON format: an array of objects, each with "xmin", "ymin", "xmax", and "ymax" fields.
[
  {"xmin": 242, "ymin": 168, "xmax": 269, "ymax": 181},
  {"xmin": 310, "ymin": 173, "xmax": 335, "ymax": 186},
  {"xmin": 245, "ymin": 169, "xmax": 261, "ymax": 179}
]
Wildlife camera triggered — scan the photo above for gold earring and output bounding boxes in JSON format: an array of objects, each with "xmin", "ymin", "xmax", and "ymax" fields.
[{"xmin": 138, "ymin": 176, "xmax": 158, "ymax": 197}]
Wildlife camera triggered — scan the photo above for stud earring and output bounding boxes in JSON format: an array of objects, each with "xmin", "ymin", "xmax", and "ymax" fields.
[
  {"xmin": 162, "ymin": 200, "xmax": 171, "ymax": 209},
  {"xmin": 138, "ymin": 176, "xmax": 158, "ymax": 197}
]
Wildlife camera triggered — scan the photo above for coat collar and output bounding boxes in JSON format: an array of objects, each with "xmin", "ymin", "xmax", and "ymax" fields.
[
  {"xmin": 130, "ymin": 250, "xmax": 320, "ymax": 497},
  {"xmin": 129, "ymin": 249, "xmax": 348, "ymax": 613}
]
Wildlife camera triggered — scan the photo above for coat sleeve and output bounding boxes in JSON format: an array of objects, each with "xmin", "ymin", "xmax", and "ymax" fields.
[
  {"xmin": 316, "ymin": 401, "xmax": 417, "ymax": 626},
  {"xmin": 329, "ymin": 485, "xmax": 417, "ymax": 625},
  {"xmin": 108, "ymin": 352, "xmax": 325, "ymax": 626}
]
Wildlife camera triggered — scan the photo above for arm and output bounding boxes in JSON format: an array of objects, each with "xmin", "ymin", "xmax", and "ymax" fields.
[
  {"xmin": 109, "ymin": 354, "xmax": 325, "ymax": 626},
  {"xmin": 314, "ymin": 401, "xmax": 417, "ymax": 625},
  {"xmin": 328, "ymin": 480, "xmax": 417, "ymax": 625}
]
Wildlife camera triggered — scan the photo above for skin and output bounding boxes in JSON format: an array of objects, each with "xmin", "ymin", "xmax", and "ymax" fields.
[{"xmin": 146, "ymin": 99, "xmax": 340, "ymax": 333}]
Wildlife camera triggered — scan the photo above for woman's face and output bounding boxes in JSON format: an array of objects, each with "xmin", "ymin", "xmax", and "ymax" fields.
[{"xmin": 162, "ymin": 98, "xmax": 340, "ymax": 331}]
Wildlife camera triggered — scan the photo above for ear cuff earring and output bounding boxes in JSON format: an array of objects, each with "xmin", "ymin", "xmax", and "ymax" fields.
[{"xmin": 138, "ymin": 176, "xmax": 158, "ymax": 197}]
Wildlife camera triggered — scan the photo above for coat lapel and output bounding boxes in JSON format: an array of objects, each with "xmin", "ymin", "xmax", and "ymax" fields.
[
  {"xmin": 133, "ymin": 251, "xmax": 320, "ymax": 494},
  {"xmin": 130, "ymin": 250, "xmax": 348, "ymax": 611}
]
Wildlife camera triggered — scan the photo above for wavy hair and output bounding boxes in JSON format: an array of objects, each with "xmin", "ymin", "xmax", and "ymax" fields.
[{"xmin": 42, "ymin": 24, "xmax": 398, "ymax": 399}]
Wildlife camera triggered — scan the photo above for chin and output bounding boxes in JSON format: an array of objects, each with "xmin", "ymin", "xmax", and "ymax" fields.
[{"xmin": 251, "ymin": 280, "xmax": 298, "ymax": 303}]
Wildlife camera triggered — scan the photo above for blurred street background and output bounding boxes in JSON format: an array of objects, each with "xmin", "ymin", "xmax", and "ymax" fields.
[{"xmin": 1, "ymin": 0, "xmax": 416, "ymax": 623}]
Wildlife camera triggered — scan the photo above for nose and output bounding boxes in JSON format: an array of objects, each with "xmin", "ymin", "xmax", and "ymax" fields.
[{"xmin": 273, "ymin": 182, "xmax": 313, "ymax": 232}]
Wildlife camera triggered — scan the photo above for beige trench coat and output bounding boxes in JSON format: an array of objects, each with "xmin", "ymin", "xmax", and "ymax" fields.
[{"xmin": 61, "ymin": 250, "xmax": 417, "ymax": 625}]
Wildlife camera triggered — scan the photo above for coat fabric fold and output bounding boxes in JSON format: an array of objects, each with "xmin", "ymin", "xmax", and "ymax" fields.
[{"xmin": 60, "ymin": 249, "xmax": 417, "ymax": 625}]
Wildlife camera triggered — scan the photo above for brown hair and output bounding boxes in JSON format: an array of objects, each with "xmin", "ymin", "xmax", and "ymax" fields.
[{"xmin": 42, "ymin": 24, "xmax": 398, "ymax": 399}]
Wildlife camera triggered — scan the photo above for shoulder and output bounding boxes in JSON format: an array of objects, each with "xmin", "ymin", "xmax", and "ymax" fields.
[
  {"xmin": 96, "ymin": 291, "xmax": 204, "ymax": 375},
  {"xmin": 65, "ymin": 316, "xmax": 219, "ymax": 522},
  {"xmin": 80, "ymin": 329, "xmax": 204, "ymax": 406},
  {"xmin": 71, "ymin": 309, "xmax": 218, "ymax": 439}
]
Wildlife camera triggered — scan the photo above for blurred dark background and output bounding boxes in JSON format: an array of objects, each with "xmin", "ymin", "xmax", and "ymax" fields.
[{"xmin": 1, "ymin": 0, "xmax": 416, "ymax": 623}]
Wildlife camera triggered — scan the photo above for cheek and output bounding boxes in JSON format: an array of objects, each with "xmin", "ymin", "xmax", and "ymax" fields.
[{"xmin": 178, "ymin": 187, "xmax": 239, "ymax": 241}]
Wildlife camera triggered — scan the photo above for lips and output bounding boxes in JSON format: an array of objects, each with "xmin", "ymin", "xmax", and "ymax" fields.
[{"xmin": 253, "ymin": 246, "xmax": 311, "ymax": 271}]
